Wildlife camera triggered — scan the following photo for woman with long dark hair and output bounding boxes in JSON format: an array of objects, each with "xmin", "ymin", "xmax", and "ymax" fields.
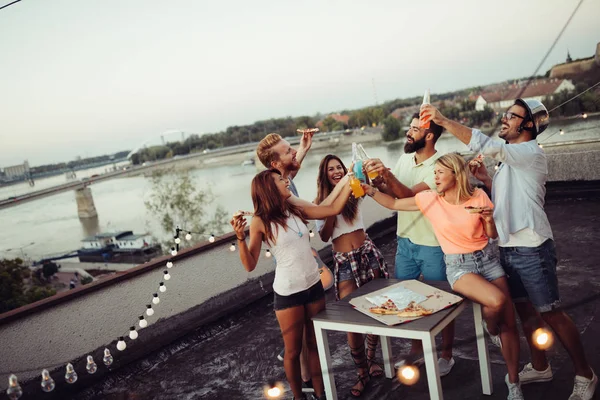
[
  {"xmin": 231, "ymin": 168, "xmax": 352, "ymax": 400},
  {"xmin": 315, "ymin": 154, "xmax": 389, "ymax": 398}
]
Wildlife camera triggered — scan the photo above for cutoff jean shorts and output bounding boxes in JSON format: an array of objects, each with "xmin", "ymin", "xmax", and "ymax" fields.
[
  {"xmin": 273, "ymin": 280, "xmax": 325, "ymax": 311},
  {"xmin": 443, "ymin": 242, "xmax": 505, "ymax": 289}
]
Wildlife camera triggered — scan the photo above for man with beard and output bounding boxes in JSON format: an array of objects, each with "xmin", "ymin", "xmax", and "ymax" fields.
[
  {"xmin": 421, "ymin": 100, "xmax": 597, "ymax": 399},
  {"xmin": 364, "ymin": 113, "xmax": 456, "ymax": 377}
]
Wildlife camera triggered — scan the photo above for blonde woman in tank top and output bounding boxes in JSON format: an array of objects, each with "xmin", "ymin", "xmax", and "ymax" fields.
[
  {"xmin": 313, "ymin": 154, "xmax": 389, "ymax": 398},
  {"xmin": 231, "ymin": 168, "xmax": 352, "ymax": 400}
]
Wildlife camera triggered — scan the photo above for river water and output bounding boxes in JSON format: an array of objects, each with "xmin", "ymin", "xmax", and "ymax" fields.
[{"xmin": 2, "ymin": 116, "xmax": 599, "ymax": 262}]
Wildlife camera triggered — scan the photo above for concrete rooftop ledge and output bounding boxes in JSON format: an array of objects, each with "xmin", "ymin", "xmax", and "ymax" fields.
[{"xmin": 53, "ymin": 190, "xmax": 600, "ymax": 400}]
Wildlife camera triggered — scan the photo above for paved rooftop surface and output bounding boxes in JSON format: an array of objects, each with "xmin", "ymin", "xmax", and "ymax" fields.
[{"xmin": 71, "ymin": 196, "xmax": 600, "ymax": 400}]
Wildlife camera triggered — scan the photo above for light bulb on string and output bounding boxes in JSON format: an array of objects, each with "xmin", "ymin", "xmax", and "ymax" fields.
[
  {"xmin": 582, "ymin": 113, "xmax": 588, "ymax": 119},
  {"xmin": 65, "ymin": 363, "xmax": 78, "ymax": 383},
  {"xmin": 209, "ymin": 234, "xmax": 215, "ymax": 243},
  {"xmin": 560, "ymin": 129, "xmax": 564, "ymax": 135},
  {"xmin": 539, "ymin": 144, "xmax": 543, "ymax": 148},
  {"xmin": 397, "ymin": 363, "xmax": 420, "ymax": 385},
  {"xmin": 309, "ymin": 230, "xmax": 315, "ymax": 238},
  {"xmin": 6, "ymin": 374, "xmax": 23, "ymax": 399},
  {"xmin": 139, "ymin": 315, "xmax": 148, "ymax": 328},
  {"xmin": 170, "ymin": 247, "xmax": 177, "ymax": 256},
  {"xmin": 40, "ymin": 369, "xmax": 55, "ymax": 392},
  {"xmin": 146, "ymin": 304, "xmax": 154, "ymax": 316},
  {"xmin": 159, "ymin": 282, "xmax": 167, "ymax": 292},
  {"xmin": 166, "ymin": 260, "xmax": 173, "ymax": 268},
  {"xmin": 103, "ymin": 348, "xmax": 114, "ymax": 366},
  {"xmin": 129, "ymin": 326, "xmax": 138, "ymax": 340},
  {"xmin": 532, "ymin": 327, "xmax": 554, "ymax": 350},
  {"xmin": 117, "ymin": 336, "xmax": 127, "ymax": 351},
  {"xmin": 174, "ymin": 237, "xmax": 181, "ymax": 244},
  {"xmin": 164, "ymin": 270, "xmax": 171, "ymax": 280},
  {"xmin": 494, "ymin": 164, "xmax": 499, "ymax": 170},
  {"xmin": 263, "ymin": 380, "xmax": 284, "ymax": 398},
  {"xmin": 230, "ymin": 243, "xmax": 236, "ymax": 252},
  {"xmin": 86, "ymin": 355, "xmax": 98, "ymax": 374},
  {"xmin": 152, "ymin": 293, "xmax": 160, "ymax": 304},
  {"xmin": 185, "ymin": 232, "xmax": 192, "ymax": 241},
  {"xmin": 265, "ymin": 249, "xmax": 272, "ymax": 258}
]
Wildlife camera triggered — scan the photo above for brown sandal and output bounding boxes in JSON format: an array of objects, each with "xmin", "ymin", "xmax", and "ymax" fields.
[
  {"xmin": 349, "ymin": 343, "xmax": 370, "ymax": 397},
  {"xmin": 366, "ymin": 335, "xmax": 384, "ymax": 378}
]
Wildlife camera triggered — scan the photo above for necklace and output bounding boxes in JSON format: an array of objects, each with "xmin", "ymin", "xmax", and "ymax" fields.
[{"xmin": 286, "ymin": 215, "xmax": 304, "ymax": 238}]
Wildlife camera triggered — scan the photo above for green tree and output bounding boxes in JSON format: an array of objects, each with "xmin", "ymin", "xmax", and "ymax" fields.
[
  {"xmin": 382, "ymin": 116, "xmax": 401, "ymax": 142},
  {"xmin": 1, "ymin": 258, "xmax": 56, "ymax": 313},
  {"xmin": 321, "ymin": 116, "xmax": 337, "ymax": 132},
  {"xmin": 144, "ymin": 169, "xmax": 228, "ymax": 252},
  {"xmin": 42, "ymin": 262, "xmax": 59, "ymax": 280}
]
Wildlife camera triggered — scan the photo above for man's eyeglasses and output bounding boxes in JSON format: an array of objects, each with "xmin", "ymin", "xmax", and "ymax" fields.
[{"xmin": 502, "ymin": 112, "xmax": 526, "ymax": 121}]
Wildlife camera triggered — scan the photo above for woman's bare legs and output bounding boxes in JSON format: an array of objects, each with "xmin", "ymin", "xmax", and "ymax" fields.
[
  {"xmin": 453, "ymin": 274, "xmax": 520, "ymax": 383},
  {"xmin": 304, "ymin": 297, "xmax": 327, "ymax": 398},
  {"xmin": 275, "ymin": 305, "xmax": 308, "ymax": 399}
]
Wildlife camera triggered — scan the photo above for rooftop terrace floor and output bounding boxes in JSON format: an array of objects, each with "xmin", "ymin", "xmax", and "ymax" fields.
[{"xmin": 71, "ymin": 196, "xmax": 600, "ymax": 400}]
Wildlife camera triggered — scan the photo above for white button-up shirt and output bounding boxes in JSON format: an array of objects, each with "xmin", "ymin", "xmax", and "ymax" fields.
[{"xmin": 469, "ymin": 129, "xmax": 553, "ymax": 246}]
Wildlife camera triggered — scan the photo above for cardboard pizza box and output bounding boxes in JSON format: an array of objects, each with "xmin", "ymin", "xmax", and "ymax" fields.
[{"xmin": 349, "ymin": 280, "xmax": 463, "ymax": 326}]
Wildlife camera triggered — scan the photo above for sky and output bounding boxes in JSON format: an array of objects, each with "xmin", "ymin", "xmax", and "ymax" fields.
[{"xmin": 1, "ymin": 0, "xmax": 599, "ymax": 166}]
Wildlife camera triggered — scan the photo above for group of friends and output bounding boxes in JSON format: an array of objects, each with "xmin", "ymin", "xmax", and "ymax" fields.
[{"xmin": 230, "ymin": 99, "xmax": 597, "ymax": 400}]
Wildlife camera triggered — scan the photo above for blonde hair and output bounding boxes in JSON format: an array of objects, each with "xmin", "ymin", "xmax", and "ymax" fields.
[
  {"xmin": 256, "ymin": 133, "xmax": 282, "ymax": 168},
  {"xmin": 436, "ymin": 153, "xmax": 474, "ymax": 201}
]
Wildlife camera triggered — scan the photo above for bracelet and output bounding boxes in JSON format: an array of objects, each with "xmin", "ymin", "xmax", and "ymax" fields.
[
  {"xmin": 367, "ymin": 187, "xmax": 376, "ymax": 197},
  {"xmin": 237, "ymin": 236, "xmax": 246, "ymax": 241}
]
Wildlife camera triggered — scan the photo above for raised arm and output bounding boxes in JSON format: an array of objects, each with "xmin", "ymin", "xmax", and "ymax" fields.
[
  {"xmin": 230, "ymin": 215, "xmax": 264, "ymax": 272},
  {"xmin": 421, "ymin": 104, "xmax": 473, "ymax": 145},
  {"xmin": 363, "ymin": 184, "xmax": 419, "ymax": 211},
  {"xmin": 289, "ymin": 130, "xmax": 314, "ymax": 180},
  {"xmin": 302, "ymin": 182, "xmax": 353, "ymax": 220},
  {"xmin": 364, "ymin": 158, "xmax": 432, "ymax": 199}
]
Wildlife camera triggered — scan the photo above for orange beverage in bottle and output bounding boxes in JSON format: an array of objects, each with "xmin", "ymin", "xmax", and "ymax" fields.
[
  {"xmin": 420, "ymin": 89, "xmax": 431, "ymax": 129},
  {"xmin": 358, "ymin": 144, "xmax": 379, "ymax": 180},
  {"xmin": 349, "ymin": 173, "xmax": 365, "ymax": 198}
]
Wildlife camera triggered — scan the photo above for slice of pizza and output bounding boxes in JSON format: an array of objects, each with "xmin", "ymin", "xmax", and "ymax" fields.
[
  {"xmin": 233, "ymin": 210, "xmax": 254, "ymax": 217},
  {"xmin": 396, "ymin": 301, "xmax": 433, "ymax": 318},
  {"xmin": 369, "ymin": 307, "xmax": 402, "ymax": 315},
  {"xmin": 296, "ymin": 128, "xmax": 320, "ymax": 134},
  {"xmin": 464, "ymin": 206, "xmax": 486, "ymax": 214},
  {"xmin": 469, "ymin": 154, "xmax": 485, "ymax": 168}
]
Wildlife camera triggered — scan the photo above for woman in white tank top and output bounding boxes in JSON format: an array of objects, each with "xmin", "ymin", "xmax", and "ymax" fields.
[
  {"xmin": 315, "ymin": 154, "xmax": 389, "ymax": 398},
  {"xmin": 231, "ymin": 168, "xmax": 352, "ymax": 400}
]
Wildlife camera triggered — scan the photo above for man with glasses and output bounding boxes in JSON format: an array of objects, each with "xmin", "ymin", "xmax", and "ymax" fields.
[
  {"xmin": 421, "ymin": 99, "xmax": 597, "ymax": 400},
  {"xmin": 364, "ymin": 113, "xmax": 456, "ymax": 377}
]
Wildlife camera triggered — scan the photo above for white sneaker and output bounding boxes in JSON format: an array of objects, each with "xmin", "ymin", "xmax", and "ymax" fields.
[
  {"xmin": 394, "ymin": 356, "xmax": 424, "ymax": 370},
  {"xmin": 569, "ymin": 369, "xmax": 598, "ymax": 400},
  {"xmin": 505, "ymin": 374, "xmax": 524, "ymax": 400},
  {"xmin": 519, "ymin": 362, "xmax": 553, "ymax": 384},
  {"xmin": 438, "ymin": 357, "xmax": 455, "ymax": 377},
  {"xmin": 482, "ymin": 320, "xmax": 502, "ymax": 349}
]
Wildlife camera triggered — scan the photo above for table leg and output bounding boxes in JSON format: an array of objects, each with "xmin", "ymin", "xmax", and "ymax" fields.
[
  {"xmin": 473, "ymin": 302, "xmax": 493, "ymax": 395},
  {"xmin": 314, "ymin": 323, "xmax": 337, "ymax": 400},
  {"xmin": 379, "ymin": 335, "xmax": 394, "ymax": 378},
  {"xmin": 422, "ymin": 332, "xmax": 443, "ymax": 400}
]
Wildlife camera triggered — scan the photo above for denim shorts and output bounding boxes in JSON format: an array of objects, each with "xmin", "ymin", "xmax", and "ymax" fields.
[
  {"xmin": 443, "ymin": 242, "xmax": 505, "ymax": 289},
  {"xmin": 395, "ymin": 237, "xmax": 446, "ymax": 281},
  {"xmin": 273, "ymin": 280, "xmax": 325, "ymax": 311},
  {"xmin": 336, "ymin": 251, "xmax": 380, "ymax": 282},
  {"xmin": 499, "ymin": 239, "xmax": 560, "ymax": 312}
]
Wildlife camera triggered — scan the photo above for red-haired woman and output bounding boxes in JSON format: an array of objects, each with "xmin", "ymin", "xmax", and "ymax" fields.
[{"xmin": 231, "ymin": 169, "xmax": 352, "ymax": 400}]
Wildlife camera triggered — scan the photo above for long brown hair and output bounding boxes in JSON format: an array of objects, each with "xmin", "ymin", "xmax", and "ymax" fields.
[
  {"xmin": 251, "ymin": 169, "xmax": 308, "ymax": 245},
  {"xmin": 315, "ymin": 154, "xmax": 358, "ymax": 224}
]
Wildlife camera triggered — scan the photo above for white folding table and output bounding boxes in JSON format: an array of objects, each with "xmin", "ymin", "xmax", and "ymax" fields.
[{"xmin": 312, "ymin": 279, "xmax": 493, "ymax": 400}]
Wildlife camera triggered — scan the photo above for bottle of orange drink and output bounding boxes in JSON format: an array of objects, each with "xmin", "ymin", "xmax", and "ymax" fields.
[
  {"xmin": 348, "ymin": 172, "xmax": 365, "ymax": 198},
  {"xmin": 420, "ymin": 89, "xmax": 431, "ymax": 129}
]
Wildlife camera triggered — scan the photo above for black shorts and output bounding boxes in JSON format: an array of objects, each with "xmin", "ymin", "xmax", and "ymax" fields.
[{"xmin": 273, "ymin": 281, "xmax": 325, "ymax": 311}]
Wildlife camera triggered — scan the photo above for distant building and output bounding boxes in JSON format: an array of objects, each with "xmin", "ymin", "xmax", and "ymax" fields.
[
  {"xmin": 474, "ymin": 79, "xmax": 575, "ymax": 111},
  {"xmin": 390, "ymin": 105, "xmax": 420, "ymax": 121},
  {"xmin": 1, "ymin": 161, "xmax": 30, "ymax": 181},
  {"xmin": 549, "ymin": 42, "xmax": 600, "ymax": 79},
  {"xmin": 316, "ymin": 113, "xmax": 350, "ymax": 129}
]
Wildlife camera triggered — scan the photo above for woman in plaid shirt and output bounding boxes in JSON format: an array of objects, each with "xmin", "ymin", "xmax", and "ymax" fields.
[{"xmin": 314, "ymin": 154, "xmax": 389, "ymax": 398}]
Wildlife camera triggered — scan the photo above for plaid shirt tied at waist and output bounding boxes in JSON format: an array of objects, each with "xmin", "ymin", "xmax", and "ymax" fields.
[{"xmin": 332, "ymin": 235, "xmax": 389, "ymax": 300}]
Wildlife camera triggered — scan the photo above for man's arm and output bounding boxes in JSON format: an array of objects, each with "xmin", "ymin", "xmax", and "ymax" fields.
[
  {"xmin": 364, "ymin": 158, "xmax": 431, "ymax": 199},
  {"xmin": 421, "ymin": 104, "xmax": 473, "ymax": 145},
  {"xmin": 290, "ymin": 130, "xmax": 314, "ymax": 180}
]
